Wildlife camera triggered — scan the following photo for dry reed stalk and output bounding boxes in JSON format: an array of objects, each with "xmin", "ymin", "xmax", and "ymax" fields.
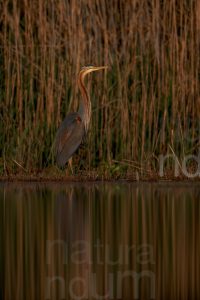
[{"xmin": 0, "ymin": 0, "xmax": 200, "ymax": 174}]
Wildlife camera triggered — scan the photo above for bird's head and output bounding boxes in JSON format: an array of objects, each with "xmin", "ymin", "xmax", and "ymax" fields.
[{"xmin": 80, "ymin": 65, "xmax": 108, "ymax": 76}]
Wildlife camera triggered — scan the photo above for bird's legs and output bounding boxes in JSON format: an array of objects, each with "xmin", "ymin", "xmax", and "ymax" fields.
[{"xmin": 67, "ymin": 157, "xmax": 73, "ymax": 175}]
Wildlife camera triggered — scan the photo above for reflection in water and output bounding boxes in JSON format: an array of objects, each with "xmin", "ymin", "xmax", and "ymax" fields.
[{"xmin": 1, "ymin": 182, "xmax": 200, "ymax": 299}]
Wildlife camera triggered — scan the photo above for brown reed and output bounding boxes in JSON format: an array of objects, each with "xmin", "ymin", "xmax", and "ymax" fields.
[{"xmin": 0, "ymin": 0, "xmax": 200, "ymax": 175}]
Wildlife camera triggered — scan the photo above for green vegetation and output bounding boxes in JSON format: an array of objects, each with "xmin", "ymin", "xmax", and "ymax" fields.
[{"xmin": 0, "ymin": 0, "xmax": 200, "ymax": 179}]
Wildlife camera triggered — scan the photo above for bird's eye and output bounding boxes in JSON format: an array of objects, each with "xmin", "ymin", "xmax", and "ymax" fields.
[{"xmin": 75, "ymin": 116, "xmax": 82, "ymax": 123}]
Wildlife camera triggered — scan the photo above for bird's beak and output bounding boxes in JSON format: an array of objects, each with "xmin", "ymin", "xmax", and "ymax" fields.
[
  {"xmin": 96, "ymin": 66, "xmax": 108, "ymax": 70},
  {"xmin": 92, "ymin": 66, "xmax": 108, "ymax": 72}
]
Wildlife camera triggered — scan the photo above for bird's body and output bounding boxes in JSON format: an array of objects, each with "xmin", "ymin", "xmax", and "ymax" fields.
[
  {"xmin": 54, "ymin": 112, "xmax": 85, "ymax": 167},
  {"xmin": 54, "ymin": 66, "xmax": 107, "ymax": 169}
]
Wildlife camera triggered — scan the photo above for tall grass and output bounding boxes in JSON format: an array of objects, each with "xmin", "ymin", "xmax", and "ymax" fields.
[{"xmin": 0, "ymin": 0, "xmax": 200, "ymax": 174}]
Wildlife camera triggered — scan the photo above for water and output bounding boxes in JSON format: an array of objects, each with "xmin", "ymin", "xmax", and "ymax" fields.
[{"xmin": 2, "ymin": 182, "xmax": 200, "ymax": 299}]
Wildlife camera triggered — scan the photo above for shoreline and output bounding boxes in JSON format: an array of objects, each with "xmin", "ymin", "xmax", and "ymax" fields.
[{"xmin": 0, "ymin": 173, "xmax": 200, "ymax": 182}]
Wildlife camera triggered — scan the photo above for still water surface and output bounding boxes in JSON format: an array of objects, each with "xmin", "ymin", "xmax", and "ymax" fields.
[{"xmin": 2, "ymin": 182, "xmax": 200, "ymax": 299}]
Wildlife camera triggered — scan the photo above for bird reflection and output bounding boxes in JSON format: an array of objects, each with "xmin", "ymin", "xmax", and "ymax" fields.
[{"xmin": 54, "ymin": 185, "xmax": 91, "ymax": 298}]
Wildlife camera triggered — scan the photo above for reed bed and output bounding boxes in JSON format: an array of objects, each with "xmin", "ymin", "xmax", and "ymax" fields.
[{"xmin": 0, "ymin": 0, "xmax": 200, "ymax": 176}]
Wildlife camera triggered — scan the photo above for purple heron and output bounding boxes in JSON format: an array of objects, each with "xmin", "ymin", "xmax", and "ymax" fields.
[{"xmin": 54, "ymin": 66, "xmax": 107, "ymax": 170}]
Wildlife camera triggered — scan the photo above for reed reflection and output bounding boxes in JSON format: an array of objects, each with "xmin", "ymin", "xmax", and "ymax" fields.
[{"xmin": 2, "ymin": 182, "xmax": 200, "ymax": 299}]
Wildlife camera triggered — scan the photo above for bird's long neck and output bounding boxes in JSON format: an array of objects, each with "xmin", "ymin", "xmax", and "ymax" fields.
[{"xmin": 78, "ymin": 71, "xmax": 91, "ymax": 132}]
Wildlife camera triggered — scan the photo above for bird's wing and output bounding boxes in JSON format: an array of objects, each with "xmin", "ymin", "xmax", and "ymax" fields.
[{"xmin": 54, "ymin": 113, "xmax": 85, "ymax": 167}]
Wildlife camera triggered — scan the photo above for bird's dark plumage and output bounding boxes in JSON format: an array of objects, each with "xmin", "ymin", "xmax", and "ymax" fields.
[{"xmin": 54, "ymin": 112, "xmax": 85, "ymax": 167}]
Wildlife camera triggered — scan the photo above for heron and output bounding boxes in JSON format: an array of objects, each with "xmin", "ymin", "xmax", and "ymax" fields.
[{"xmin": 54, "ymin": 65, "xmax": 108, "ymax": 172}]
